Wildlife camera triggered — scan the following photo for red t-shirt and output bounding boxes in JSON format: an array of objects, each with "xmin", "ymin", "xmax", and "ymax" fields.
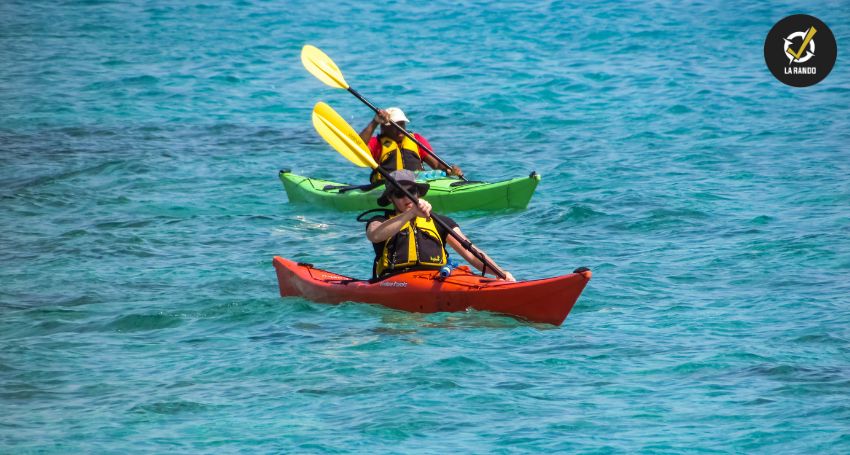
[{"xmin": 368, "ymin": 133, "xmax": 433, "ymax": 162}]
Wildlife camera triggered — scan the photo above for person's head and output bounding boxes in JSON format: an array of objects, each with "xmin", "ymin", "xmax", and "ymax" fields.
[
  {"xmin": 377, "ymin": 169, "xmax": 430, "ymax": 212},
  {"xmin": 379, "ymin": 107, "xmax": 409, "ymax": 142}
]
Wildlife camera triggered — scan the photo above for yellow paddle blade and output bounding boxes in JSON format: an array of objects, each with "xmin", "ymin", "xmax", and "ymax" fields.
[
  {"xmin": 301, "ymin": 45, "xmax": 349, "ymax": 89},
  {"xmin": 311, "ymin": 102, "xmax": 378, "ymax": 169}
]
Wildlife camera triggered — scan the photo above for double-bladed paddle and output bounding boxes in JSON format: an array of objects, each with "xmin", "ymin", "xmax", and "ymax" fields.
[
  {"xmin": 302, "ymin": 44, "xmax": 467, "ymax": 181},
  {"xmin": 311, "ymin": 101, "xmax": 504, "ymax": 279}
]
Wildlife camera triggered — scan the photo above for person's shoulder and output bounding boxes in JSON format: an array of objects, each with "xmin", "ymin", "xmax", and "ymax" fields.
[
  {"xmin": 414, "ymin": 133, "xmax": 432, "ymax": 156},
  {"xmin": 366, "ymin": 210, "xmax": 393, "ymax": 224},
  {"xmin": 359, "ymin": 209, "xmax": 392, "ymax": 226}
]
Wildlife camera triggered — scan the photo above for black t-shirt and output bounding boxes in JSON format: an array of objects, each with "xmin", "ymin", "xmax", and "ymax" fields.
[{"xmin": 365, "ymin": 211, "xmax": 458, "ymax": 257}]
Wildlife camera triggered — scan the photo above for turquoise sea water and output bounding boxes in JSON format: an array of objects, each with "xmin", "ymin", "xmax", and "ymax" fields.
[{"xmin": 2, "ymin": 0, "xmax": 849, "ymax": 452}]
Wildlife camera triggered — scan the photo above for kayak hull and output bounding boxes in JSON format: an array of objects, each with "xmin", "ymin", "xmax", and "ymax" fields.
[
  {"xmin": 279, "ymin": 170, "xmax": 540, "ymax": 212},
  {"xmin": 273, "ymin": 256, "xmax": 590, "ymax": 326}
]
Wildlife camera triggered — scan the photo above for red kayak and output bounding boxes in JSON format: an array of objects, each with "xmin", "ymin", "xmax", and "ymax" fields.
[{"xmin": 273, "ymin": 256, "xmax": 591, "ymax": 325}]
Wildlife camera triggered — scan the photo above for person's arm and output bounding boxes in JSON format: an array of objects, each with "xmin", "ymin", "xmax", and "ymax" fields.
[
  {"xmin": 359, "ymin": 119, "xmax": 379, "ymax": 145},
  {"xmin": 422, "ymin": 152, "xmax": 464, "ymax": 177},
  {"xmin": 366, "ymin": 200, "xmax": 432, "ymax": 243},
  {"xmin": 445, "ymin": 228, "xmax": 515, "ymax": 281},
  {"xmin": 417, "ymin": 136, "xmax": 463, "ymax": 177},
  {"xmin": 422, "ymin": 153, "xmax": 442, "ymax": 170},
  {"xmin": 359, "ymin": 110, "xmax": 390, "ymax": 145}
]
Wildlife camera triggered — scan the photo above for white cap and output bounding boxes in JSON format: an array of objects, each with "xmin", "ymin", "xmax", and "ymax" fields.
[{"xmin": 385, "ymin": 107, "xmax": 409, "ymax": 124}]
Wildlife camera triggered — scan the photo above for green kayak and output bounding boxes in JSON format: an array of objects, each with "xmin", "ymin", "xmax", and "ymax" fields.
[{"xmin": 279, "ymin": 170, "xmax": 540, "ymax": 212}]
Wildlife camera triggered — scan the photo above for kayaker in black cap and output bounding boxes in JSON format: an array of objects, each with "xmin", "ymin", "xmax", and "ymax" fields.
[
  {"xmin": 361, "ymin": 169, "xmax": 514, "ymax": 281},
  {"xmin": 358, "ymin": 108, "xmax": 463, "ymax": 183}
]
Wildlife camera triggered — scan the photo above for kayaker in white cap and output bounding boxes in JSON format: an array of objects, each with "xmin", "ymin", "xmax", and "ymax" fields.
[
  {"xmin": 358, "ymin": 107, "xmax": 463, "ymax": 184},
  {"xmin": 361, "ymin": 169, "xmax": 514, "ymax": 281}
]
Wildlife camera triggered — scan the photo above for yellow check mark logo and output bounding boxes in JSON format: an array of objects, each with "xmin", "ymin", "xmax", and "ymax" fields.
[{"xmin": 786, "ymin": 26, "xmax": 817, "ymax": 60}]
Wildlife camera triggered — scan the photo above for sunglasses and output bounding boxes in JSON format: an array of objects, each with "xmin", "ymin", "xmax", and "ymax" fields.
[{"xmin": 390, "ymin": 185, "xmax": 418, "ymax": 199}]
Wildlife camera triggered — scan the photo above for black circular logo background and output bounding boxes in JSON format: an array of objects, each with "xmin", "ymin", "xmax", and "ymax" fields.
[{"xmin": 764, "ymin": 14, "xmax": 837, "ymax": 87}]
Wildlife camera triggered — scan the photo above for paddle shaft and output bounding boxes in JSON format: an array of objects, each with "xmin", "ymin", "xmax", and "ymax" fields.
[
  {"xmin": 375, "ymin": 166, "xmax": 504, "ymax": 278},
  {"xmin": 348, "ymin": 87, "xmax": 468, "ymax": 181}
]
